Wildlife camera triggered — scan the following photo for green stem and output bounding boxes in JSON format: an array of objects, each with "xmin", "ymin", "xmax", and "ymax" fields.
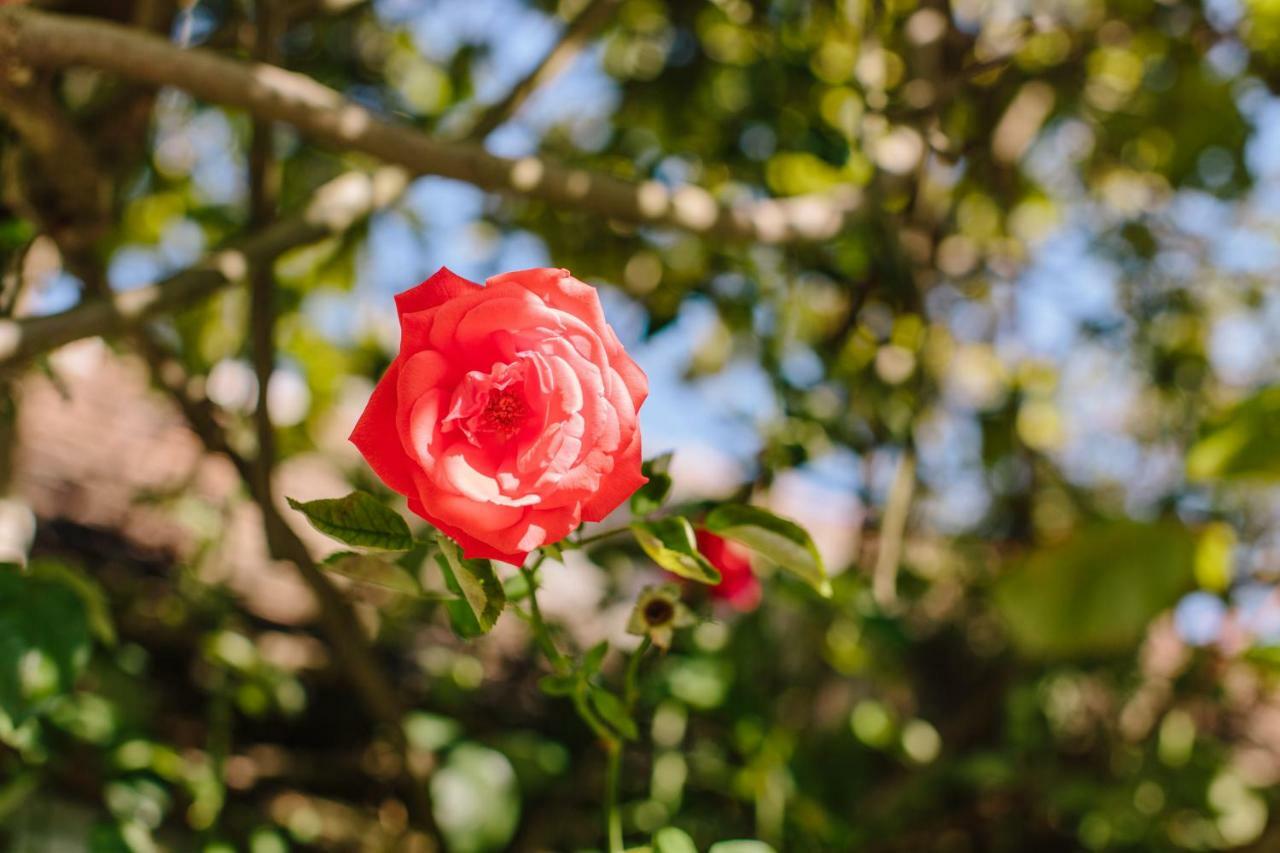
[
  {"xmin": 624, "ymin": 636, "xmax": 652, "ymax": 710},
  {"xmin": 520, "ymin": 561, "xmax": 567, "ymax": 670},
  {"xmin": 604, "ymin": 740, "xmax": 624, "ymax": 853},
  {"xmin": 574, "ymin": 524, "xmax": 631, "ymax": 547}
]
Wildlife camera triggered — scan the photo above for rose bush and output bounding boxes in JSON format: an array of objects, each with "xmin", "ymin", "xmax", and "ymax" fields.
[{"xmin": 350, "ymin": 267, "xmax": 648, "ymax": 565}]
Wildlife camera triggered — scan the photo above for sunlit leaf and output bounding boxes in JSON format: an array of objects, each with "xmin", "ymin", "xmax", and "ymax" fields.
[
  {"xmin": 1187, "ymin": 387, "xmax": 1280, "ymax": 482},
  {"xmin": 708, "ymin": 841, "xmax": 776, "ymax": 853},
  {"xmin": 431, "ymin": 743, "xmax": 520, "ymax": 853},
  {"xmin": 993, "ymin": 522, "xmax": 1196, "ymax": 659},
  {"xmin": 632, "ymin": 518, "xmax": 721, "ymax": 584},
  {"xmin": 321, "ymin": 551, "xmax": 424, "ymax": 596},
  {"xmin": 286, "ymin": 492, "xmax": 414, "ymax": 550},
  {"xmin": 1194, "ymin": 523, "xmax": 1235, "ymax": 592},
  {"xmin": 589, "ymin": 685, "xmax": 638, "ymax": 740},
  {"xmin": 653, "ymin": 826, "xmax": 699, "ymax": 853},
  {"xmin": 703, "ymin": 504, "xmax": 830, "ymax": 596}
]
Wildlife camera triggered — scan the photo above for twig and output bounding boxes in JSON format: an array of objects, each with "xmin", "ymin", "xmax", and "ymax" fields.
[
  {"xmin": 457, "ymin": 0, "xmax": 621, "ymax": 141},
  {"xmin": 873, "ymin": 447, "xmax": 915, "ymax": 609},
  {"xmin": 0, "ymin": 167, "xmax": 409, "ymax": 371},
  {"xmin": 0, "ymin": 6, "xmax": 863, "ymax": 243}
]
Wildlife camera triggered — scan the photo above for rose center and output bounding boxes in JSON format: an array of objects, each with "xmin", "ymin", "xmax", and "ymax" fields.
[
  {"xmin": 443, "ymin": 362, "xmax": 534, "ymax": 445},
  {"xmin": 478, "ymin": 388, "xmax": 529, "ymax": 438}
]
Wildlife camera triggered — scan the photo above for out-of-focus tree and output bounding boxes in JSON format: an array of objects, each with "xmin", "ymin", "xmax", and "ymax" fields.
[{"xmin": 2, "ymin": 0, "xmax": 1280, "ymax": 850}]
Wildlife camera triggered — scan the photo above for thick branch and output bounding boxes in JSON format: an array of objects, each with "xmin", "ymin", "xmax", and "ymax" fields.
[
  {"xmin": 0, "ymin": 168, "xmax": 409, "ymax": 371},
  {"xmin": 0, "ymin": 6, "xmax": 861, "ymax": 243},
  {"xmin": 248, "ymin": 0, "xmax": 282, "ymax": 518}
]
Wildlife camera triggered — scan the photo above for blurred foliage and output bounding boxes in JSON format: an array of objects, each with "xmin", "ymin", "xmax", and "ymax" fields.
[{"xmin": 3, "ymin": 0, "xmax": 1280, "ymax": 850}]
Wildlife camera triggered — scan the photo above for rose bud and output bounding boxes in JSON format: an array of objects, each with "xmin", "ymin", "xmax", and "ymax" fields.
[{"xmin": 351, "ymin": 267, "xmax": 648, "ymax": 565}]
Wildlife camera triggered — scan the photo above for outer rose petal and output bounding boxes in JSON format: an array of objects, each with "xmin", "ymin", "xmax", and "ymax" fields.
[
  {"xmin": 407, "ymin": 498, "xmax": 528, "ymax": 565},
  {"xmin": 348, "ymin": 359, "xmax": 417, "ymax": 498},
  {"xmin": 395, "ymin": 267, "xmax": 481, "ymax": 316},
  {"xmin": 581, "ymin": 422, "xmax": 646, "ymax": 522}
]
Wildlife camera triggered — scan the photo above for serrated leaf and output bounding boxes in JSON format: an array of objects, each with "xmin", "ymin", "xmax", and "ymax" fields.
[
  {"xmin": 653, "ymin": 827, "xmax": 699, "ymax": 853},
  {"xmin": 993, "ymin": 521, "xmax": 1195, "ymax": 659},
  {"xmin": 0, "ymin": 569, "xmax": 92, "ymax": 725},
  {"xmin": 632, "ymin": 518, "xmax": 721, "ymax": 584},
  {"xmin": 589, "ymin": 685, "xmax": 638, "ymax": 740},
  {"xmin": 321, "ymin": 551, "xmax": 423, "ymax": 595},
  {"xmin": 287, "ymin": 492, "xmax": 413, "ymax": 550},
  {"xmin": 435, "ymin": 538, "xmax": 505, "ymax": 638},
  {"xmin": 704, "ymin": 504, "xmax": 829, "ymax": 596}
]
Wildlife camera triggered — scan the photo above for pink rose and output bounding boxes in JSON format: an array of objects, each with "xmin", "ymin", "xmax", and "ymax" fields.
[{"xmin": 350, "ymin": 267, "xmax": 649, "ymax": 565}]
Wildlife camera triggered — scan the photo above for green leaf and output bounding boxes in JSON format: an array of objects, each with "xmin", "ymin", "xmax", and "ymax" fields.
[
  {"xmin": 321, "ymin": 551, "xmax": 423, "ymax": 595},
  {"xmin": 631, "ymin": 454, "xmax": 675, "ymax": 516},
  {"xmin": 27, "ymin": 558, "xmax": 116, "ymax": 646},
  {"xmin": 653, "ymin": 827, "xmax": 699, "ymax": 853},
  {"xmin": 435, "ymin": 537, "xmax": 506, "ymax": 638},
  {"xmin": 582, "ymin": 641, "xmax": 609, "ymax": 676},
  {"xmin": 992, "ymin": 521, "xmax": 1196, "ymax": 660},
  {"xmin": 708, "ymin": 843, "xmax": 776, "ymax": 853},
  {"xmin": 538, "ymin": 673, "xmax": 579, "ymax": 697},
  {"xmin": 1187, "ymin": 386, "xmax": 1280, "ymax": 482},
  {"xmin": 704, "ymin": 504, "xmax": 830, "ymax": 596},
  {"xmin": 589, "ymin": 685, "xmax": 638, "ymax": 740},
  {"xmin": 632, "ymin": 518, "xmax": 721, "ymax": 584},
  {"xmin": 286, "ymin": 492, "xmax": 414, "ymax": 550},
  {"xmin": 0, "ymin": 570, "xmax": 92, "ymax": 725},
  {"xmin": 1194, "ymin": 522, "xmax": 1235, "ymax": 592}
]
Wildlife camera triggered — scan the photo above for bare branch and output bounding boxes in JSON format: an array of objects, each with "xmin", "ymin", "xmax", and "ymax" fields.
[
  {"xmin": 0, "ymin": 167, "xmax": 409, "ymax": 371},
  {"xmin": 0, "ymin": 6, "xmax": 862, "ymax": 243},
  {"xmin": 457, "ymin": 0, "xmax": 621, "ymax": 141},
  {"xmin": 248, "ymin": 0, "xmax": 282, "ymax": 522}
]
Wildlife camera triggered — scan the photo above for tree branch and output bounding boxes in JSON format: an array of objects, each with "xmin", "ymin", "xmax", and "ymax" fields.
[
  {"xmin": 456, "ymin": 0, "xmax": 621, "ymax": 141},
  {"xmin": 0, "ymin": 6, "xmax": 861, "ymax": 244},
  {"xmin": 248, "ymin": 0, "xmax": 282, "ymax": 527},
  {"xmin": 0, "ymin": 167, "xmax": 409, "ymax": 371}
]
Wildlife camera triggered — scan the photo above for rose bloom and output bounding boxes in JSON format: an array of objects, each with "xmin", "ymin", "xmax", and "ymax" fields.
[
  {"xmin": 351, "ymin": 267, "xmax": 648, "ymax": 565},
  {"xmin": 694, "ymin": 529, "xmax": 761, "ymax": 612}
]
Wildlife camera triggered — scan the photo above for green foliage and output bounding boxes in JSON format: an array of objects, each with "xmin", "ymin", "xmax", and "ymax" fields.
[
  {"xmin": 703, "ymin": 504, "xmax": 830, "ymax": 596},
  {"xmin": 993, "ymin": 522, "xmax": 1197, "ymax": 659},
  {"xmin": 653, "ymin": 826, "xmax": 698, "ymax": 853},
  {"xmin": 1186, "ymin": 386, "xmax": 1280, "ymax": 482},
  {"xmin": 0, "ymin": 569, "xmax": 92, "ymax": 726},
  {"xmin": 286, "ymin": 492, "xmax": 415, "ymax": 551},
  {"xmin": 633, "ymin": 518, "xmax": 721, "ymax": 584},
  {"xmin": 632, "ymin": 453, "xmax": 675, "ymax": 515},
  {"xmin": 430, "ymin": 743, "xmax": 520, "ymax": 853}
]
